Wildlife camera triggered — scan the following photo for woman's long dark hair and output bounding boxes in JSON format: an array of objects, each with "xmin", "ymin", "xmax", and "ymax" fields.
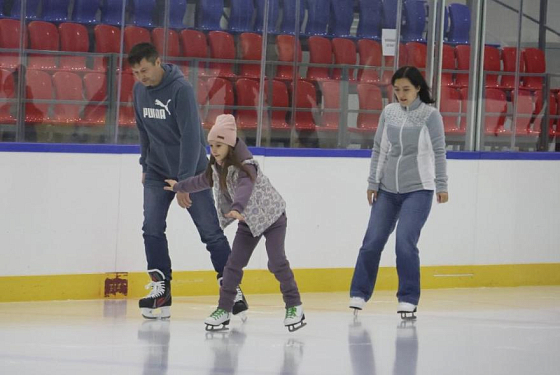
[
  {"xmin": 205, "ymin": 146, "xmax": 255, "ymax": 190},
  {"xmin": 391, "ymin": 66, "xmax": 435, "ymax": 104}
]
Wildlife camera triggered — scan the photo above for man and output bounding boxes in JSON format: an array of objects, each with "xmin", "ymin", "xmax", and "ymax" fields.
[{"xmin": 128, "ymin": 43, "xmax": 248, "ymax": 319}]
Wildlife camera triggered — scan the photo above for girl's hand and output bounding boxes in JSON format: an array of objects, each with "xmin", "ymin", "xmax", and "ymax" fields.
[
  {"xmin": 224, "ymin": 210, "xmax": 244, "ymax": 221},
  {"xmin": 367, "ymin": 190, "xmax": 378, "ymax": 205},
  {"xmin": 164, "ymin": 179, "xmax": 177, "ymax": 191},
  {"xmin": 437, "ymin": 192, "xmax": 449, "ymax": 204}
]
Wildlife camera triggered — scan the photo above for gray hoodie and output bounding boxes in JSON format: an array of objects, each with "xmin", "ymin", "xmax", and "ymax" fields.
[
  {"xmin": 134, "ymin": 64, "xmax": 207, "ymax": 180},
  {"xmin": 368, "ymin": 97, "xmax": 448, "ymax": 194}
]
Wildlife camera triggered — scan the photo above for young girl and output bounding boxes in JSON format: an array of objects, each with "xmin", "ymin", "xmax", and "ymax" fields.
[
  {"xmin": 349, "ymin": 66, "xmax": 449, "ymax": 320},
  {"xmin": 164, "ymin": 114, "xmax": 305, "ymax": 332}
]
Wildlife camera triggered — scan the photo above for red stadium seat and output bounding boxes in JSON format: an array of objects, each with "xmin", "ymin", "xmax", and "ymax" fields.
[
  {"xmin": 352, "ymin": 83, "xmax": 383, "ymax": 134},
  {"xmin": 239, "ymin": 33, "xmax": 263, "ymax": 79},
  {"xmin": 52, "ymin": 71, "xmax": 83, "ymax": 124},
  {"xmin": 290, "ymin": 80, "xmax": 317, "ymax": 130},
  {"xmin": 456, "ymin": 45, "xmax": 502, "ymax": 88},
  {"xmin": 152, "ymin": 28, "xmax": 187, "ymax": 76},
  {"xmin": 28, "ymin": 21, "xmax": 59, "ymax": 71},
  {"xmin": 93, "ymin": 25, "xmax": 121, "ymax": 72},
  {"xmin": 180, "ymin": 29, "xmax": 209, "ymax": 77},
  {"xmin": 501, "ymin": 47, "xmax": 525, "ymax": 90},
  {"xmin": 357, "ymin": 39, "xmax": 382, "ymax": 84},
  {"xmin": 124, "ymin": 26, "xmax": 151, "ymax": 53},
  {"xmin": 522, "ymin": 48, "xmax": 545, "ymax": 91},
  {"xmin": 119, "ymin": 73, "xmax": 136, "ymax": 127},
  {"xmin": 319, "ymin": 81, "xmax": 343, "ymax": 130},
  {"xmin": 332, "ymin": 38, "xmax": 357, "ymax": 81},
  {"xmin": 59, "ymin": 23, "xmax": 90, "ymax": 72},
  {"xmin": 205, "ymin": 77, "xmax": 234, "ymax": 128},
  {"xmin": 25, "ymin": 69, "xmax": 53, "ymax": 123},
  {"xmin": 441, "ymin": 44, "xmax": 455, "ymax": 87},
  {"xmin": 235, "ymin": 78, "xmax": 260, "ymax": 129},
  {"xmin": 82, "ymin": 73, "xmax": 107, "ymax": 125},
  {"xmin": 268, "ymin": 80, "xmax": 290, "ymax": 130},
  {"xmin": 208, "ymin": 31, "xmax": 236, "ymax": 78},
  {"xmin": 0, "ymin": 69, "xmax": 16, "ymax": 123},
  {"xmin": 440, "ymin": 86, "xmax": 464, "ymax": 134},
  {"xmin": 275, "ymin": 34, "xmax": 302, "ymax": 81},
  {"xmin": 482, "ymin": 88, "xmax": 509, "ymax": 136},
  {"xmin": 0, "ymin": 19, "xmax": 27, "ymax": 69},
  {"xmin": 307, "ymin": 36, "xmax": 332, "ymax": 81}
]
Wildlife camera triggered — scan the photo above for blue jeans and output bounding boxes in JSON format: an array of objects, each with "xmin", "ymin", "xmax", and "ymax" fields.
[
  {"xmin": 350, "ymin": 189, "xmax": 433, "ymax": 305},
  {"xmin": 142, "ymin": 171, "xmax": 231, "ymax": 280}
]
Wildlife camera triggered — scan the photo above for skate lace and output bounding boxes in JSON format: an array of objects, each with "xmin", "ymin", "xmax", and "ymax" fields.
[
  {"xmin": 210, "ymin": 308, "xmax": 227, "ymax": 319},
  {"xmin": 235, "ymin": 287, "xmax": 243, "ymax": 301},
  {"xmin": 144, "ymin": 280, "xmax": 165, "ymax": 298},
  {"xmin": 285, "ymin": 306, "xmax": 297, "ymax": 319}
]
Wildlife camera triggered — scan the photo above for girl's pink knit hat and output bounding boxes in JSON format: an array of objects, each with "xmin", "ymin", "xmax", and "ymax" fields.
[{"xmin": 208, "ymin": 114, "xmax": 237, "ymax": 147}]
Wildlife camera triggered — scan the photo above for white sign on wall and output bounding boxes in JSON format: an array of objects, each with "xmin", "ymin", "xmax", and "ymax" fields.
[{"xmin": 382, "ymin": 29, "xmax": 397, "ymax": 56}]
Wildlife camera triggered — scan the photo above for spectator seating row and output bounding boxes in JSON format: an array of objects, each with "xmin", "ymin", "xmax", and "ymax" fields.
[
  {"xmin": 1, "ymin": 0, "xmax": 470, "ymax": 41},
  {"xmin": 441, "ymin": 86, "xmax": 559, "ymax": 138},
  {"xmin": 2, "ymin": 66, "xmax": 558, "ymax": 140}
]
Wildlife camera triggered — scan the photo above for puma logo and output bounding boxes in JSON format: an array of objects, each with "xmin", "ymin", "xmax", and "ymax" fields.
[{"xmin": 155, "ymin": 99, "xmax": 171, "ymax": 115}]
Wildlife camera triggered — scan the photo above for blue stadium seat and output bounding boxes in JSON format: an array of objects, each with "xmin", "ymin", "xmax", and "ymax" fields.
[
  {"xmin": 305, "ymin": 0, "xmax": 329, "ymax": 36},
  {"xmin": 196, "ymin": 0, "xmax": 224, "ymax": 31},
  {"xmin": 382, "ymin": 0, "xmax": 397, "ymax": 29},
  {"xmin": 129, "ymin": 0, "xmax": 156, "ymax": 28},
  {"xmin": 168, "ymin": 0, "xmax": 187, "ymax": 28},
  {"xmin": 229, "ymin": 0, "xmax": 254, "ymax": 33},
  {"xmin": 101, "ymin": 0, "xmax": 124, "ymax": 26},
  {"xmin": 42, "ymin": 0, "xmax": 71, "ymax": 22},
  {"xmin": 254, "ymin": 0, "xmax": 279, "ymax": 33},
  {"xmin": 72, "ymin": 0, "xmax": 100, "ymax": 25},
  {"xmin": 401, "ymin": 0, "xmax": 426, "ymax": 42},
  {"xmin": 10, "ymin": 0, "xmax": 41, "ymax": 20},
  {"xmin": 280, "ymin": 0, "xmax": 304, "ymax": 35},
  {"xmin": 328, "ymin": 0, "xmax": 354, "ymax": 38},
  {"xmin": 448, "ymin": 3, "xmax": 470, "ymax": 44},
  {"xmin": 357, "ymin": 0, "xmax": 382, "ymax": 39}
]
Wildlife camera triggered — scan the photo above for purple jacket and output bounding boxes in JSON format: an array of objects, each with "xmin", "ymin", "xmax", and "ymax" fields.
[{"xmin": 173, "ymin": 138, "xmax": 257, "ymax": 214}]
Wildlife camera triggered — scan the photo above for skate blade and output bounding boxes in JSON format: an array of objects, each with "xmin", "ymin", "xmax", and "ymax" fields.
[
  {"xmin": 287, "ymin": 321, "xmax": 307, "ymax": 332},
  {"xmin": 141, "ymin": 307, "xmax": 171, "ymax": 320},
  {"xmin": 350, "ymin": 307, "xmax": 361, "ymax": 316},
  {"xmin": 398, "ymin": 311, "xmax": 417, "ymax": 320},
  {"xmin": 205, "ymin": 320, "xmax": 230, "ymax": 332},
  {"xmin": 237, "ymin": 311, "xmax": 248, "ymax": 322}
]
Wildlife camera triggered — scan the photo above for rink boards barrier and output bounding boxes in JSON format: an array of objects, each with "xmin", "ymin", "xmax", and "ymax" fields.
[{"xmin": 1, "ymin": 144, "xmax": 559, "ymax": 302}]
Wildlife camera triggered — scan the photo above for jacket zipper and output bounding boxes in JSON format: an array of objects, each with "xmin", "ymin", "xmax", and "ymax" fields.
[{"xmin": 395, "ymin": 106, "xmax": 408, "ymax": 192}]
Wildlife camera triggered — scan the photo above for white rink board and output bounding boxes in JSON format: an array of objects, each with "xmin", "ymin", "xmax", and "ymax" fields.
[{"xmin": 1, "ymin": 151, "xmax": 559, "ymax": 276}]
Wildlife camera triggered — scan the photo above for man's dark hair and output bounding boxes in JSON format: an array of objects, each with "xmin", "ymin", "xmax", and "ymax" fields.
[{"xmin": 127, "ymin": 43, "xmax": 159, "ymax": 66}]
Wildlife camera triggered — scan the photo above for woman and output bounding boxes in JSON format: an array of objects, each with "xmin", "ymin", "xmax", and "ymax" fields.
[{"xmin": 349, "ymin": 66, "xmax": 449, "ymax": 319}]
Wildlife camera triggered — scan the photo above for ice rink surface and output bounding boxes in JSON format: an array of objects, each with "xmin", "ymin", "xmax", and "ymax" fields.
[{"xmin": 0, "ymin": 286, "xmax": 559, "ymax": 375}]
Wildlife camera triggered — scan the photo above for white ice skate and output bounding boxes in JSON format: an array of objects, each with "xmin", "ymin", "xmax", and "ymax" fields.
[
  {"xmin": 205, "ymin": 308, "xmax": 231, "ymax": 331},
  {"xmin": 218, "ymin": 277, "xmax": 249, "ymax": 321},
  {"xmin": 349, "ymin": 296, "xmax": 366, "ymax": 316},
  {"xmin": 397, "ymin": 302, "xmax": 417, "ymax": 320},
  {"xmin": 284, "ymin": 305, "xmax": 306, "ymax": 332}
]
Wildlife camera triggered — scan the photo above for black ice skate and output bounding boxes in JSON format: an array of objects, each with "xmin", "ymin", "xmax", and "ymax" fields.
[
  {"xmin": 397, "ymin": 302, "xmax": 417, "ymax": 320},
  {"xmin": 284, "ymin": 305, "xmax": 306, "ymax": 332},
  {"xmin": 232, "ymin": 286, "xmax": 249, "ymax": 322},
  {"xmin": 205, "ymin": 308, "xmax": 231, "ymax": 332},
  {"xmin": 139, "ymin": 269, "xmax": 171, "ymax": 319}
]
